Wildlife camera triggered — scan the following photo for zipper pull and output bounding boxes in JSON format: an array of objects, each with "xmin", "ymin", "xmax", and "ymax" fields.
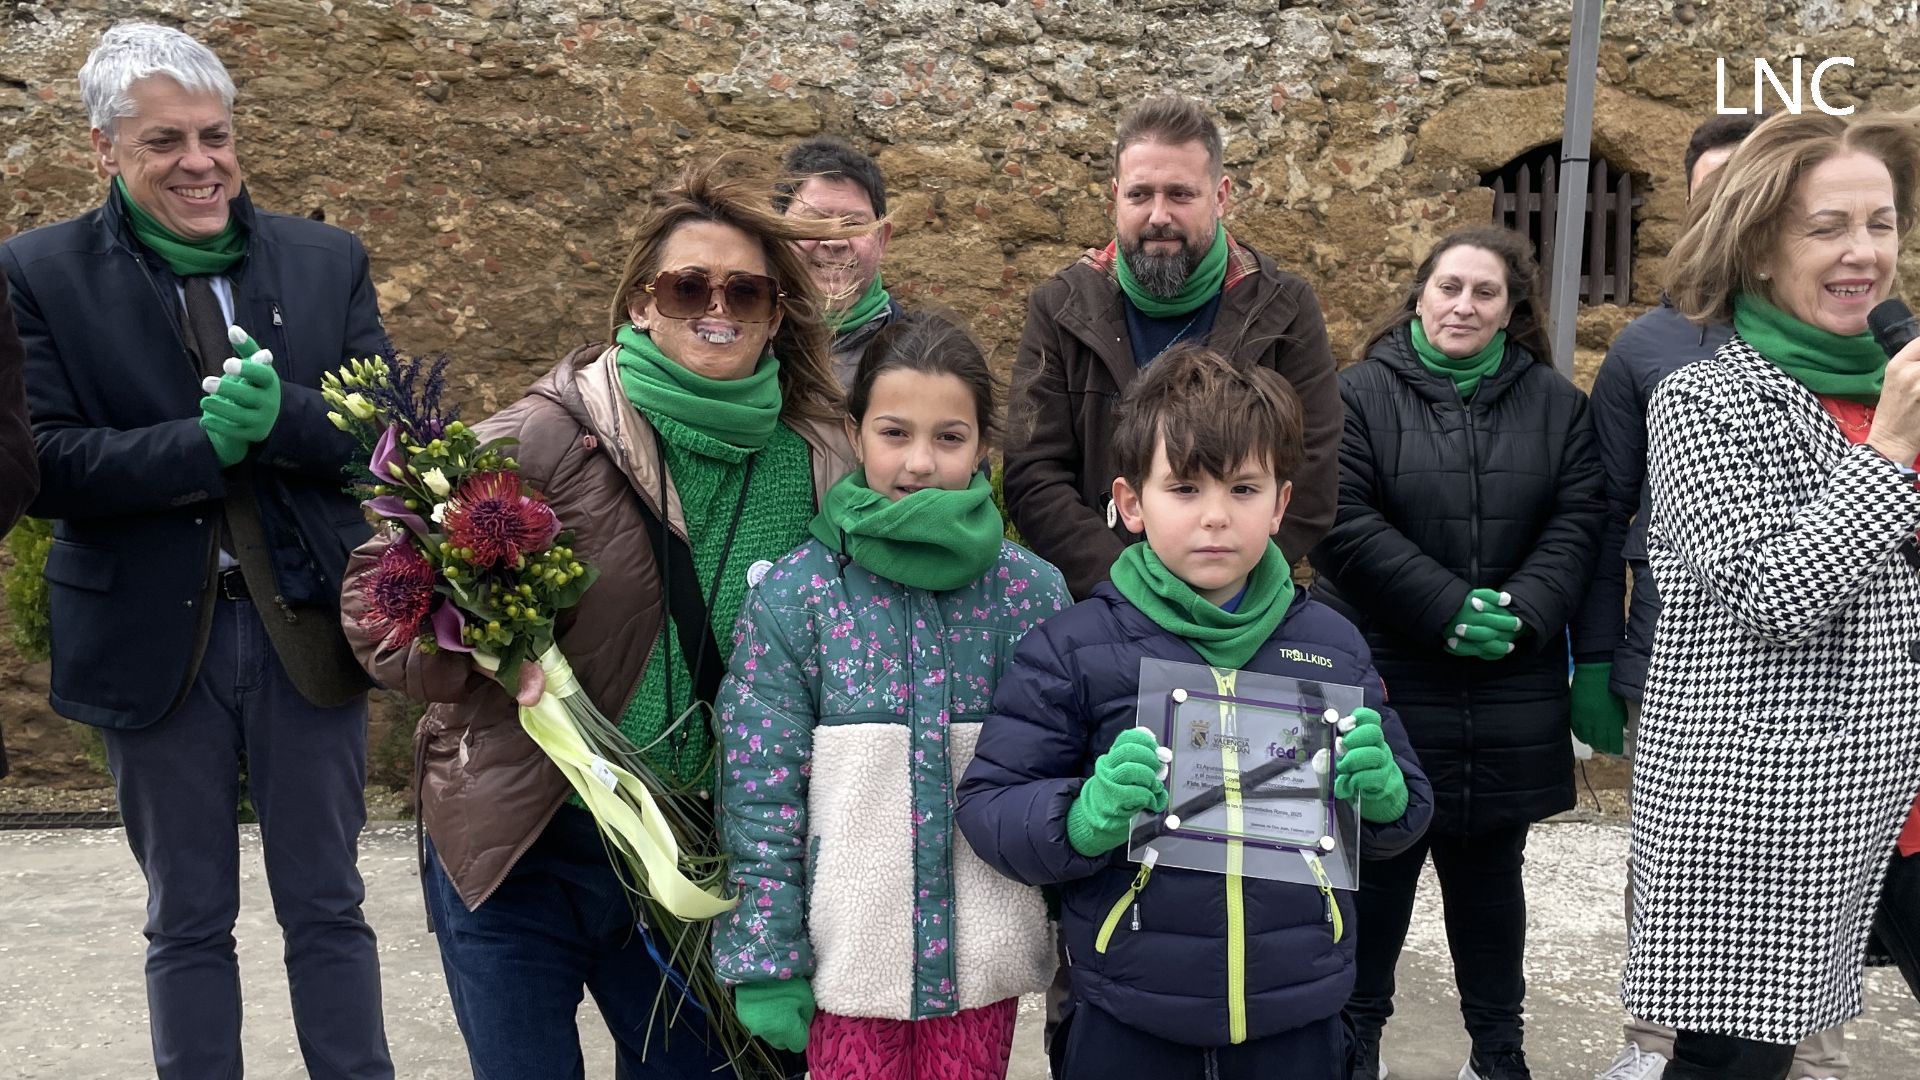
[
  {"xmin": 1095, "ymin": 849, "xmax": 1158, "ymax": 953},
  {"xmin": 272, "ymin": 303, "xmax": 283, "ymax": 326},
  {"xmin": 1300, "ymin": 850, "xmax": 1344, "ymax": 942}
]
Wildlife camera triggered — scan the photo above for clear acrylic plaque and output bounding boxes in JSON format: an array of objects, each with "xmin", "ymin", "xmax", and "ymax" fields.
[{"xmin": 1127, "ymin": 657, "xmax": 1364, "ymax": 890}]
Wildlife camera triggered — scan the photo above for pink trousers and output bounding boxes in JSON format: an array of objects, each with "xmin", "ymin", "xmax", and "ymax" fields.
[{"xmin": 807, "ymin": 997, "xmax": 1020, "ymax": 1080}]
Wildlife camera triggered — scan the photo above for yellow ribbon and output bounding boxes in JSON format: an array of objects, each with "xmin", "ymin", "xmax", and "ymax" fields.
[{"xmin": 476, "ymin": 648, "xmax": 737, "ymax": 920}]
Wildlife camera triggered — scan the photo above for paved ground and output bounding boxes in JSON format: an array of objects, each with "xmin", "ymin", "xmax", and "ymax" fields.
[{"xmin": 2, "ymin": 817, "xmax": 1917, "ymax": 1079}]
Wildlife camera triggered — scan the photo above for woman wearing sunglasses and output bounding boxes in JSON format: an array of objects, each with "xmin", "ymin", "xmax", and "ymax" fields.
[{"xmin": 342, "ymin": 152, "xmax": 857, "ymax": 1079}]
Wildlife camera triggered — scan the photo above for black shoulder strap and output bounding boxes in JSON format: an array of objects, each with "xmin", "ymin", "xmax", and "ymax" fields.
[{"xmin": 634, "ymin": 487, "xmax": 726, "ymax": 710}]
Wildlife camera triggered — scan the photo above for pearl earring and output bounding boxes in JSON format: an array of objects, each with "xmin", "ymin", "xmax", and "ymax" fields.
[{"xmin": 1756, "ymin": 271, "xmax": 1770, "ymax": 281}]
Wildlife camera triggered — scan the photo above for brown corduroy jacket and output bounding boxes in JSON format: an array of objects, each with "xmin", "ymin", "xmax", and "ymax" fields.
[
  {"xmin": 341, "ymin": 344, "xmax": 854, "ymax": 911},
  {"xmin": 1002, "ymin": 237, "xmax": 1342, "ymax": 599}
]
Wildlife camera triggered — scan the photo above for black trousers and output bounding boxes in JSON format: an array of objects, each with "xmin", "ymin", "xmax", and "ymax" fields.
[
  {"xmin": 1345, "ymin": 823, "xmax": 1531, "ymax": 1053},
  {"xmin": 1667, "ymin": 1030, "xmax": 1793, "ymax": 1080},
  {"xmin": 1873, "ymin": 848, "xmax": 1920, "ymax": 1003}
]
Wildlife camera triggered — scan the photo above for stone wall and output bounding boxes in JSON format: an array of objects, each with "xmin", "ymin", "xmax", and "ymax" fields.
[{"xmin": 4, "ymin": 0, "xmax": 1919, "ymax": 782}]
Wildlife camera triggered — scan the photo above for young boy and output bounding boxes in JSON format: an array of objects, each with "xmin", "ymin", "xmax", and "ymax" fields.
[{"xmin": 956, "ymin": 344, "xmax": 1432, "ymax": 1078}]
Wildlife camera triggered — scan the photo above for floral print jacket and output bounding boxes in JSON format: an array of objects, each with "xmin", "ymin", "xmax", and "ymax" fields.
[{"xmin": 713, "ymin": 537, "xmax": 1070, "ymax": 1020}]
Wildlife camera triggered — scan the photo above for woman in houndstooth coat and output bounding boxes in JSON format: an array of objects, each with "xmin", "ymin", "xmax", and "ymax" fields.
[{"xmin": 1625, "ymin": 110, "xmax": 1920, "ymax": 1080}]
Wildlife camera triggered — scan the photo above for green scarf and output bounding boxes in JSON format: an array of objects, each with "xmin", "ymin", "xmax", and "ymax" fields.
[
  {"xmin": 1109, "ymin": 539, "xmax": 1295, "ymax": 670},
  {"xmin": 1116, "ymin": 222, "xmax": 1229, "ymax": 319},
  {"xmin": 114, "ymin": 175, "xmax": 246, "ymax": 276},
  {"xmin": 615, "ymin": 323, "xmax": 783, "ymax": 450},
  {"xmin": 809, "ymin": 470, "xmax": 1003, "ymax": 592},
  {"xmin": 1733, "ymin": 292, "xmax": 1886, "ymax": 404},
  {"xmin": 614, "ymin": 421, "xmax": 816, "ymax": 786},
  {"xmin": 828, "ymin": 274, "xmax": 892, "ymax": 334},
  {"xmin": 1410, "ymin": 320, "xmax": 1507, "ymax": 398}
]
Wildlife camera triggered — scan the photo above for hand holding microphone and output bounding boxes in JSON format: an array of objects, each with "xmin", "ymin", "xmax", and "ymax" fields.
[{"xmin": 1867, "ymin": 299, "xmax": 1920, "ymax": 467}]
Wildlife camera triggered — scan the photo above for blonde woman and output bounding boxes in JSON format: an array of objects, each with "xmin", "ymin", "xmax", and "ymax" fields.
[{"xmin": 1626, "ymin": 111, "xmax": 1920, "ymax": 1080}]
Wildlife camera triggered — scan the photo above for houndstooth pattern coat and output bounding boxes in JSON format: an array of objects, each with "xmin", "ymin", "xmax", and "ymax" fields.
[{"xmin": 1623, "ymin": 336, "xmax": 1920, "ymax": 1044}]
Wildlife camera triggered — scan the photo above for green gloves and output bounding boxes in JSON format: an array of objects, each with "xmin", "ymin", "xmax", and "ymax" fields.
[
  {"xmin": 1066, "ymin": 728, "xmax": 1171, "ymax": 857},
  {"xmin": 1445, "ymin": 587, "xmax": 1521, "ymax": 660},
  {"xmin": 1333, "ymin": 707, "xmax": 1410, "ymax": 824},
  {"xmin": 1570, "ymin": 662, "xmax": 1627, "ymax": 755},
  {"xmin": 734, "ymin": 979, "xmax": 814, "ymax": 1053},
  {"xmin": 199, "ymin": 327, "xmax": 281, "ymax": 467}
]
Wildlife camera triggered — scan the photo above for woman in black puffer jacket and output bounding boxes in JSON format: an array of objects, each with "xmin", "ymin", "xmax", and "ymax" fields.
[{"xmin": 1311, "ymin": 226, "xmax": 1604, "ymax": 1080}]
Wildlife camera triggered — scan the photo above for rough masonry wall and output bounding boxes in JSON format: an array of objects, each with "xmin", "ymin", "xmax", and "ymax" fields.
[
  {"xmin": 3, "ymin": 0, "xmax": 1919, "ymax": 781},
  {"xmin": 7, "ymin": 1, "xmax": 1920, "ymax": 393}
]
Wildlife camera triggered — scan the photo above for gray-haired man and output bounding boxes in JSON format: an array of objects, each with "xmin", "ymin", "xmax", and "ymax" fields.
[{"xmin": 2, "ymin": 24, "xmax": 392, "ymax": 1078}]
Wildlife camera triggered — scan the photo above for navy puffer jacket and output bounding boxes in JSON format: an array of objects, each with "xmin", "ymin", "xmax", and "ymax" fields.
[{"xmin": 956, "ymin": 585, "xmax": 1431, "ymax": 1047}]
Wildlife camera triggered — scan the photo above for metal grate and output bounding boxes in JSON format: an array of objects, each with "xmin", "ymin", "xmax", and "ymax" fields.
[
  {"xmin": 1485, "ymin": 146, "xmax": 1643, "ymax": 306},
  {"xmin": 0, "ymin": 809, "xmax": 123, "ymax": 830}
]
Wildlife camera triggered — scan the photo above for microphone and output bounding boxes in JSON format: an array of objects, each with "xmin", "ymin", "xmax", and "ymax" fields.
[{"xmin": 1869, "ymin": 298, "xmax": 1920, "ymax": 359}]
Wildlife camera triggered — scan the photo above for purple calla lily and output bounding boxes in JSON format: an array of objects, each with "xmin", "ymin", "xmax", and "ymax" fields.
[
  {"xmin": 431, "ymin": 600, "xmax": 473, "ymax": 653},
  {"xmin": 366, "ymin": 495, "xmax": 431, "ymax": 538},
  {"xmin": 370, "ymin": 424, "xmax": 406, "ymax": 483}
]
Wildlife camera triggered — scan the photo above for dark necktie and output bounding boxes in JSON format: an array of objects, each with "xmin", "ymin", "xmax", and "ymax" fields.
[
  {"xmin": 181, "ymin": 273, "xmax": 292, "ymax": 623},
  {"xmin": 181, "ymin": 276, "xmax": 232, "ymax": 385},
  {"xmin": 178, "ymin": 274, "xmax": 372, "ymax": 706}
]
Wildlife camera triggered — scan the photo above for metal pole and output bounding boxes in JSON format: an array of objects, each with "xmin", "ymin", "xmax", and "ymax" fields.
[{"xmin": 1549, "ymin": 0, "xmax": 1606, "ymax": 379}]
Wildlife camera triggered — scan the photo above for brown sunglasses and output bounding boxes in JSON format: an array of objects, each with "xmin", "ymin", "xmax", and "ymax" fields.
[{"xmin": 644, "ymin": 269, "xmax": 785, "ymax": 323}]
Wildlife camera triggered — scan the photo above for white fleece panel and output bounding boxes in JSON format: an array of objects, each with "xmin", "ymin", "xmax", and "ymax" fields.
[
  {"xmin": 949, "ymin": 721, "xmax": 1058, "ymax": 1009},
  {"xmin": 808, "ymin": 723, "xmax": 917, "ymax": 1019}
]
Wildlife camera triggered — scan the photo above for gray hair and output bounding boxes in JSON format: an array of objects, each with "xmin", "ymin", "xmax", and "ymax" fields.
[{"xmin": 79, "ymin": 23, "xmax": 235, "ymax": 140}]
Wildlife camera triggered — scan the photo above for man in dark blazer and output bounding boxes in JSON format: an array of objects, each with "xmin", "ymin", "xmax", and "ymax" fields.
[
  {"xmin": 0, "ymin": 278, "xmax": 36, "ymax": 781},
  {"xmin": 2, "ymin": 23, "xmax": 392, "ymax": 1079}
]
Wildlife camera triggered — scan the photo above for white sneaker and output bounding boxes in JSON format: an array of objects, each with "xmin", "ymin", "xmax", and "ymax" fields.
[{"xmin": 1594, "ymin": 1043, "xmax": 1668, "ymax": 1080}]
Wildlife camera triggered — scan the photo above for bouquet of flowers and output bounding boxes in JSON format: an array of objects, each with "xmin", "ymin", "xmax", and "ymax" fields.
[{"xmin": 326, "ymin": 356, "xmax": 773, "ymax": 1069}]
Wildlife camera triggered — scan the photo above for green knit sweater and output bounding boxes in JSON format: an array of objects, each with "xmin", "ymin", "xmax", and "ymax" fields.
[{"xmin": 618, "ymin": 413, "xmax": 816, "ymax": 786}]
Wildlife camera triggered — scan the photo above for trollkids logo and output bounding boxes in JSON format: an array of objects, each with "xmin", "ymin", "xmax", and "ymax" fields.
[
  {"xmin": 1715, "ymin": 57, "xmax": 1855, "ymax": 116},
  {"xmin": 1275, "ymin": 647, "xmax": 1334, "ymax": 669}
]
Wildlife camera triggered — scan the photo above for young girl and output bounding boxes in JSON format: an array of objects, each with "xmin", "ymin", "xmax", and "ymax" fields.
[{"xmin": 713, "ymin": 308, "xmax": 1069, "ymax": 1079}]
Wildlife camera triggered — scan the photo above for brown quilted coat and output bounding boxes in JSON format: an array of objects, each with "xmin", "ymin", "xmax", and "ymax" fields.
[{"xmin": 340, "ymin": 344, "xmax": 854, "ymax": 910}]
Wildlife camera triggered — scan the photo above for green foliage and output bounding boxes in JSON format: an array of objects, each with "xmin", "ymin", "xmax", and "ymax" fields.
[
  {"xmin": 368, "ymin": 690, "xmax": 424, "ymax": 793},
  {"xmin": 4, "ymin": 517, "xmax": 51, "ymax": 663},
  {"xmin": 5, "ymin": 520, "xmax": 109, "ymax": 780},
  {"xmin": 989, "ymin": 459, "xmax": 1026, "ymax": 547},
  {"xmin": 71, "ymin": 721, "xmax": 108, "ymax": 777}
]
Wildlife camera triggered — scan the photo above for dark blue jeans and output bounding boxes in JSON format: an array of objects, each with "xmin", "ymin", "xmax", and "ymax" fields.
[
  {"xmin": 101, "ymin": 596, "xmax": 390, "ymax": 1080},
  {"xmin": 424, "ymin": 803, "xmax": 745, "ymax": 1080}
]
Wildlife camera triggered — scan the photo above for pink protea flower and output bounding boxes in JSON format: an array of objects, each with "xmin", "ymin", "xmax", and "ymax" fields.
[
  {"xmin": 441, "ymin": 471, "xmax": 561, "ymax": 568},
  {"xmin": 360, "ymin": 540, "xmax": 436, "ymax": 649}
]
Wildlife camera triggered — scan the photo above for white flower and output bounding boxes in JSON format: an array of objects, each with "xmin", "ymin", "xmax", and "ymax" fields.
[
  {"xmin": 423, "ymin": 468, "xmax": 451, "ymax": 497},
  {"xmin": 431, "ymin": 502, "xmax": 448, "ymax": 525},
  {"xmin": 344, "ymin": 393, "xmax": 375, "ymax": 420}
]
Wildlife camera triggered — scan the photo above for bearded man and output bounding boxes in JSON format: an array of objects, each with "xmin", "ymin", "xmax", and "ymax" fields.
[{"xmin": 1002, "ymin": 94, "xmax": 1340, "ymax": 598}]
